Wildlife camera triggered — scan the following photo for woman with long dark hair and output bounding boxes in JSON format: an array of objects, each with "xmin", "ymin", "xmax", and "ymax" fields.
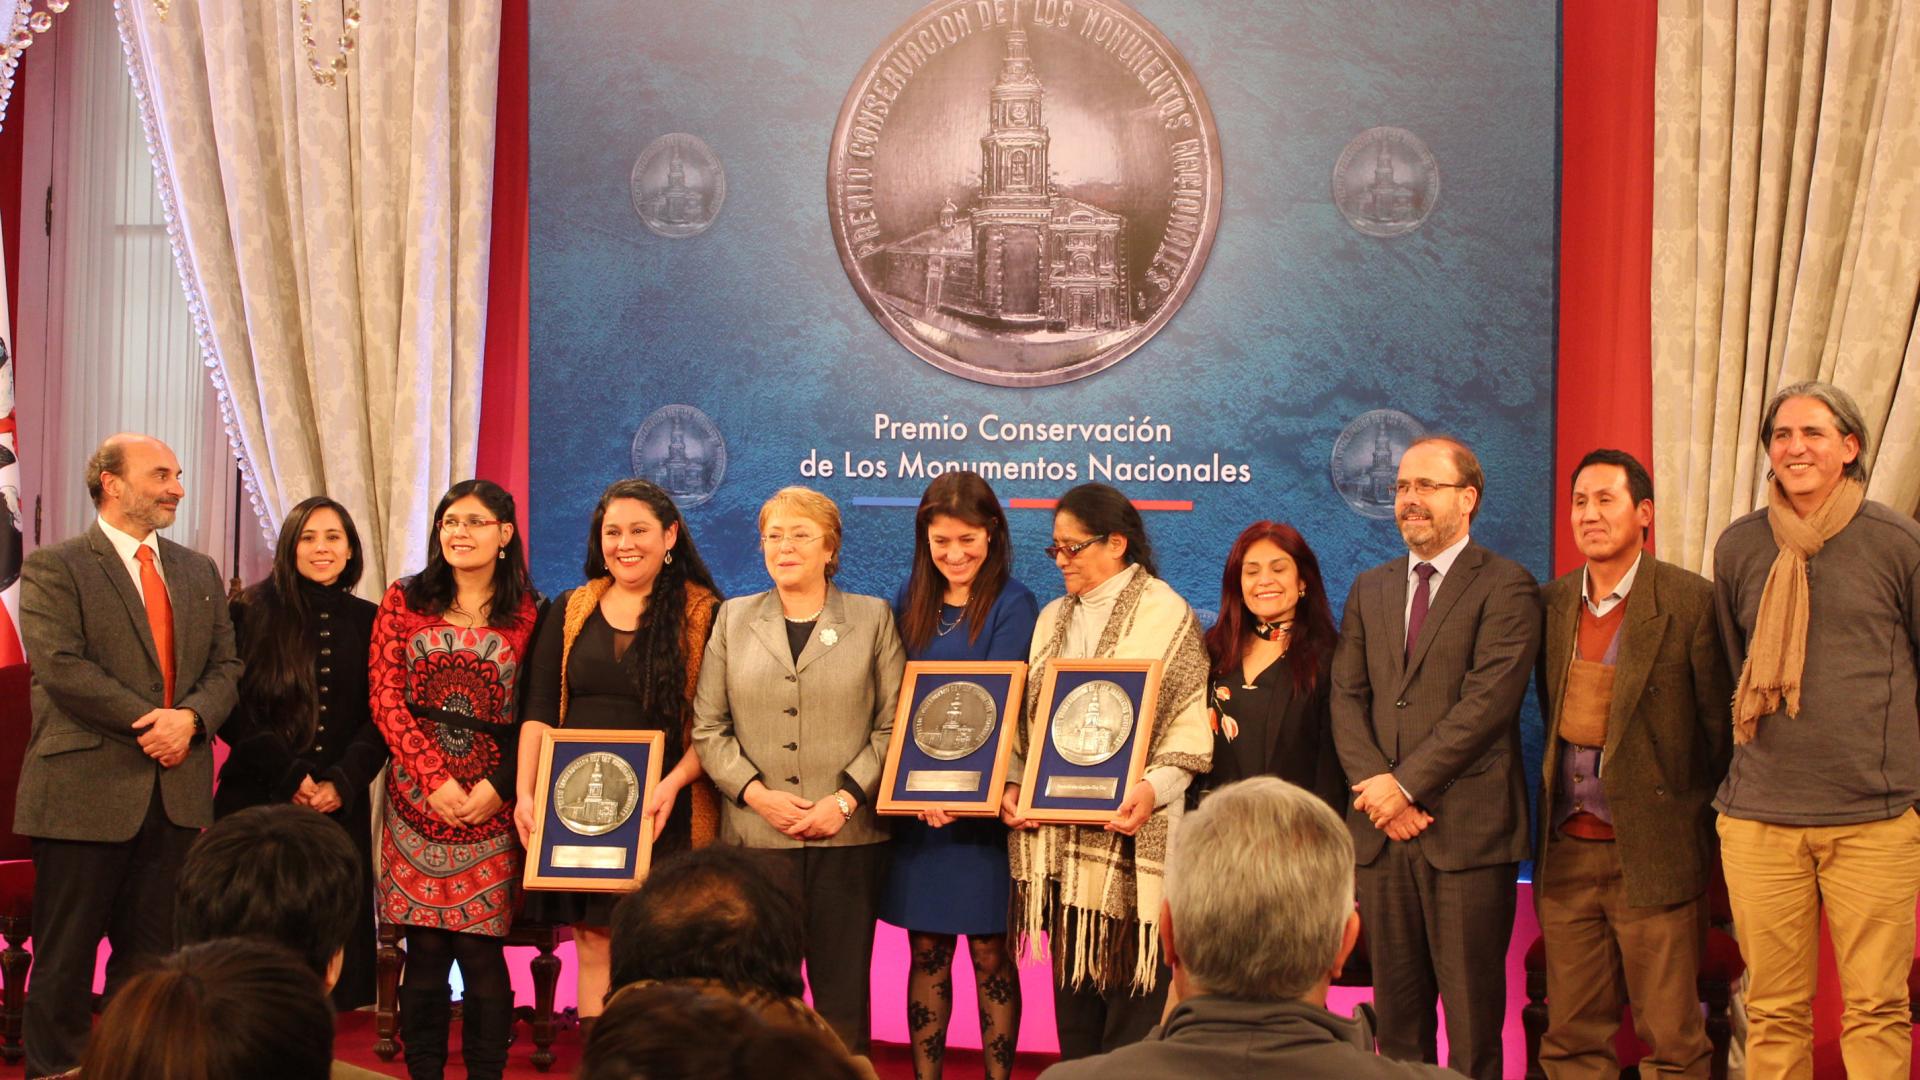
[
  {"xmin": 216, "ymin": 495, "xmax": 383, "ymax": 1008},
  {"xmin": 514, "ymin": 478, "xmax": 723, "ymax": 1028},
  {"xmin": 371, "ymin": 479, "xmax": 540, "ymax": 1080},
  {"xmin": 1196, "ymin": 521, "xmax": 1345, "ymax": 812},
  {"xmin": 880, "ymin": 472, "xmax": 1036, "ymax": 1080},
  {"xmin": 1000, "ymin": 483, "xmax": 1212, "ymax": 1060}
]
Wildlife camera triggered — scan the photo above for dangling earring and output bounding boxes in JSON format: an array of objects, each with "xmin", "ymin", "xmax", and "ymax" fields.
[
  {"xmin": 497, "ymin": 549, "xmax": 506, "ymax": 561},
  {"xmin": 665, "ymin": 550, "xmax": 674, "ymax": 565}
]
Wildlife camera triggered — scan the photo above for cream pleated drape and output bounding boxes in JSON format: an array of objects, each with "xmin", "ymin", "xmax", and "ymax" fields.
[
  {"xmin": 1651, "ymin": 0, "xmax": 1920, "ymax": 575},
  {"xmin": 117, "ymin": 0, "xmax": 503, "ymax": 593}
]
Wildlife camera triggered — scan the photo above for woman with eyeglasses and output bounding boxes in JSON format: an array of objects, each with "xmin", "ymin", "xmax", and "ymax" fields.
[
  {"xmin": 691, "ymin": 485, "xmax": 906, "ymax": 1057},
  {"xmin": 999, "ymin": 483, "xmax": 1212, "ymax": 1060},
  {"xmin": 514, "ymin": 479, "xmax": 724, "ymax": 1030},
  {"xmin": 216, "ymin": 495, "xmax": 384, "ymax": 1009},
  {"xmin": 879, "ymin": 472, "xmax": 1037, "ymax": 1080},
  {"xmin": 370, "ymin": 479, "xmax": 540, "ymax": 1080},
  {"xmin": 1194, "ymin": 521, "xmax": 1345, "ymax": 813}
]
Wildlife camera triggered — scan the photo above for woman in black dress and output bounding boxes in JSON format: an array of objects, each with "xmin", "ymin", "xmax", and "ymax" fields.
[
  {"xmin": 514, "ymin": 479, "xmax": 723, "ymax": 1026},
  {"xmin": 216, "ymin": 494, "xmax": 385, "ymax": 1008},
  {"xmin": 1196, "ymin": 521, "xmax": 1345, "ymax": 813}
]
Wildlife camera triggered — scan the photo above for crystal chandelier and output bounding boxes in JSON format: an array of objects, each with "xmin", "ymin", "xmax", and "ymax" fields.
[{"xmin": 0, "ymin": 0, "xmax": 71, "ymax": 135}]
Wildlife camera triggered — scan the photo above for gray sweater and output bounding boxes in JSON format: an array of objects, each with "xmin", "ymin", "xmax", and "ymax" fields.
[
  {"xmin": 1037, "ymin": 995, "xmax": 1460, "ymax": 1080},
  {"xmin": 1712, "ymin": 499, "xmax": 1920, "ymax": 825}
]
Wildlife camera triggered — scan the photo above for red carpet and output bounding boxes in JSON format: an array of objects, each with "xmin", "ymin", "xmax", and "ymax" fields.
[{"xmin": 327, "ymin": 1009, "xmax": 1058, "ymax": 1079}]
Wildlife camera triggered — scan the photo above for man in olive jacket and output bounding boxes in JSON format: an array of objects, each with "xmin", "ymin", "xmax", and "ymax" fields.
[
  {"xmin": 1534, "ymin": 450, "xmax": 1731, "ymax": 1079},
  {"xmin": 14, "ymin": 434, "xmax": 239, "ymax": 1078}
]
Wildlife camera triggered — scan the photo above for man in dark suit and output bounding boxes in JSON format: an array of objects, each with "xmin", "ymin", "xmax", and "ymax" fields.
[
  {"xmin": 1534, "ymin": 449, "xmax": 1730, "ymax": 1078},
  {"xmin": 14, "ymin": 433, "xmax": 239, "ymax": 1077},
  {"xmin": 1331, "ymin": 435, "xmax": 1543, "ymax": 1080}
]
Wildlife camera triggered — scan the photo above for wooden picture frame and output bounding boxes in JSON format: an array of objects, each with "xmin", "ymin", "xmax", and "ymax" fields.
[
  {"xmin": 877, "ymin": 660, "xmax": 1028, "ymax": 817},
  {"xmin": 1015, "ymin": 658, "xmax": 1162, "ymax": 824},
  {"xmin": 523, "ymin": 729, "xmax": 664, "ymax": 892}
]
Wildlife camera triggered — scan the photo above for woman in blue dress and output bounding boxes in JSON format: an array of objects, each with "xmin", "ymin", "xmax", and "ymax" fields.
[{"xmin": 881, "ymin": 471, "xmax": 1038, "ymax": 1080}]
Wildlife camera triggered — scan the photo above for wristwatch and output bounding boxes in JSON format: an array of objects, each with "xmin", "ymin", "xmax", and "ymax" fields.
[
  {"xmin": 186, "ymin": 709, "xmax": 205, "ymax": 737},
  {"xmin": 832, "ymin": 792, "xmax": 854, "ymax": 821}
]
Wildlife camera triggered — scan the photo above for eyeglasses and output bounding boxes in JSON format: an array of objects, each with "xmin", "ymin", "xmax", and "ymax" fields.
[
  {"xmin": 1394, "ymin": 480, "xmax": 1470, "ymax": 498},
  {"xmin": 1044, "ymin": 534, "xmax": 1108, "ymax": 560},
  {"xmin": 439, "ymin": 516, "xmax": 502, "ymax": 533},
  {"xmin": 761, "ymin": 531, "xmax": 824, "ymax": 549}
]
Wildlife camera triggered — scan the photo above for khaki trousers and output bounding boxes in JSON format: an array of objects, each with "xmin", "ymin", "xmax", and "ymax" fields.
[
  {"xmin": 1717, "ymin": 810, "xmax": 1920, "ymax": 1080},
  {"xmin": 1537, "ymin": 831, "xmax": 1710, "ymax": 1079}
]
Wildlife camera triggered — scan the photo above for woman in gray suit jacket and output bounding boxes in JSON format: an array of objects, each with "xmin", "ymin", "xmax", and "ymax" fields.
[{"xmin": 691, "ymin": 485, "xmax": 906, "ymax": 1057}]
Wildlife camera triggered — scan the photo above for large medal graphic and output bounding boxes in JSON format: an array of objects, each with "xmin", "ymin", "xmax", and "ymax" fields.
[{"xmin": 829, "ymin": 0, "xmax": 1221, "ymax": 386}]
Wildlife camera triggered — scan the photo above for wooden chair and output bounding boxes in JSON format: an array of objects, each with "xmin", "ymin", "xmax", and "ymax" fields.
[
  {"xmin": 0, "ymin": 664, "xmax": 37, "ymax": 1065},
  {"xmin": 1522, "ymin": 869, "xmax": 1744, "ymax": 1080},
  {"xmin": 374, "ymin": 919, "xmax": 573, "ymax": 1072}
]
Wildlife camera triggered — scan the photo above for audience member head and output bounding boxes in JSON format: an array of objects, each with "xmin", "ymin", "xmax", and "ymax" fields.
[
  {"xmin": 79, "ymin": 938, "xmax": 334, "ymax": 1080},
  {"xmin": 174, "ymin": 804, "xmax": 362, "ymax": 987},
  {"xmin": 608, "ymin": 846, "xmax": 805, "ymax": 1000},
  {"xmin": 1163, "ymin": 777, "xmax": 1360, "ymax": 1005},
  {"xmin": 581, "ymin": 982, "xmax": 863, "ymax": 1080},
  {"xmin": 85, "ymin": 432, "xmax": 184, "ymax": 538}
]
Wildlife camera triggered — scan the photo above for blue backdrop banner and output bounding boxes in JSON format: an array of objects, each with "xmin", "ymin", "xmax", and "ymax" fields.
[{"xmin": 528, "ymin": 0, "xmax": 1558, "ymax": 804}]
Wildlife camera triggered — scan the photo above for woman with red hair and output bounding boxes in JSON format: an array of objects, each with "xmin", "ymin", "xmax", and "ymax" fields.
[{"xmin": 1197, "ymin": 522, "xmax": 1345, "ymax": 811}]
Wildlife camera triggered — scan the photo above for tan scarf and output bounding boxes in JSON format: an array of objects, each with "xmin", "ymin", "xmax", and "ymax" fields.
[
  {"xmin": 557, "ymin": 578, "xmax": 720, "ymax": 846},
  {"xmin": 1008, "ymin": 570, "xmax": 1213, "ymax": 994},
  {"xmin": 1731, "ymin": 476, "xmax": 1865, "ymax": 745}
]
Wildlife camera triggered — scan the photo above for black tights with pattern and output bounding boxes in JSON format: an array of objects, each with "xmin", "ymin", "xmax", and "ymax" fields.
[{"xmin": 906, "ymin": 932, "xmax": 1022, "ymax": 1080}]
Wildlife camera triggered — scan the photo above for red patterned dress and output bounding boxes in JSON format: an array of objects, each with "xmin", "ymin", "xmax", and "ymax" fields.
[{"xmin": 370, "ymin": 582, "xmax": 539, "ymax": 937}]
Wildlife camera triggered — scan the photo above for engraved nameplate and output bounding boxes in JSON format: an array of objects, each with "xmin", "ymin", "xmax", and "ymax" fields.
[
  {"xmin": 906, "ymin": 770, "xmax": 982, "ymax": 793},
  {"xmin": 1045, "ymin": 776, "xmax": 1119, "ymax": 800},
  {"xmin": 552, "ymin": 845, "xmax": 628, "ymax": 870}
]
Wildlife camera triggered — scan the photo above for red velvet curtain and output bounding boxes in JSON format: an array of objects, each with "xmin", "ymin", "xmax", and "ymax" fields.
[
  {"xmin": 475, "ymin": 0, "xmax": 530, "ymax": 519},
  {"xmin": 1555, "ymin": 0, "xmax": 1656, "ymax": 577}
]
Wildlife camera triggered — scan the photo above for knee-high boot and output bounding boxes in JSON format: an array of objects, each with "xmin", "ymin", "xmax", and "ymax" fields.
[
  {"xmin": 398, "ymin": 984, "xmax": 453, "ymax": 1080},
  {"xmin": 458, "ymin": 993, "xmax": 517, "ymax": 1080}
]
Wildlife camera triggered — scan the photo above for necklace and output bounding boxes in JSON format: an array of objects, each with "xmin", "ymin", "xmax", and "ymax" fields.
[
  {"xmin": 784, "ymin": 606, "xmax": 824, "ymax": 624},
  {"xmin": 936, "ymin": 607, "xmax": 964, "ymax": 636},
  {"xmin": 1254, "ymin": 618, "xmax": 1293, "ymax": 642}
]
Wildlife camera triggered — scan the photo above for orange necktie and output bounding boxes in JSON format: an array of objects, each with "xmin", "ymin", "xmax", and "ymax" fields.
[{"xmin": 134, "ymin": 546, "xmax": 175, "ymax": 706}]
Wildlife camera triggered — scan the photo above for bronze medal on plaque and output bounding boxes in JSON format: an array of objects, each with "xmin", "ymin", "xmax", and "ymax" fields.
[{"xmin": 829, "ymin": 0, "xmax": 1222, "ymax": 386}]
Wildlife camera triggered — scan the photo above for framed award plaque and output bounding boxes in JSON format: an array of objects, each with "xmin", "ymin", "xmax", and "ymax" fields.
[
  {"xmin": 877, "ymin": 661, "xmax": 1028, "ymax": 817},
  {"xmin": 1015, "ymin": 659, "xmax": 1162, "ymax": 824},
  {"xmin": 524, "ymin": 730, "xmax": 663, "ymax": 892}
]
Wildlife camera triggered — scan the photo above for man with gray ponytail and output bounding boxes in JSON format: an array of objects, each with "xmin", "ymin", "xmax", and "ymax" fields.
[
  {"xmin": 1712, "ymin": 380, "xmax": 1920, "ymax": 1078},
  {"xmin": 1038, "ymin": 777, "xmax": 1456, "ymax": 1079}
]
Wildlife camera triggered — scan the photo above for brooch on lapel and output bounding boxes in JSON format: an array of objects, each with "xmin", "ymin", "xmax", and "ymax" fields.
[{"xmin": 820, "ymin": 628, "xmax": 839, "ymax": 647}]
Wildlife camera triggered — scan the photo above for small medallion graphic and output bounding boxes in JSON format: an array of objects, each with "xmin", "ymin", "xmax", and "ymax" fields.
[
  {"xmin": 630, "ymin": 405, "xmax": 727, "ymax": 509},
  {"xmin": 1049, "ymin": 679, "xmax": 1135, "ymax": 767},
  {"xmin": 554, "ymin": 752, "xmax": 641, "ymax": 837},
  {"xmin": 829, "ymin": 1, "xmax": 1222, "ymax": 387},
  {"xmin": 631, "ymin": 133, "xmax": 726, "ymax": 238},
  {"xmin": 1333, "ymin": 127, "xmax": 1439, "ymax": 238},
  {"xmin": 1330, "ymin": 409, "xmax": 1427, "ymax": 519},
  {"xmin": 912, "ymin": 681, "xmax": 998, "ymax": 761}
]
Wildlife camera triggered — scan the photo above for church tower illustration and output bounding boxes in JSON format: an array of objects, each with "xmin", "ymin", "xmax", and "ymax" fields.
[{"xmin": 878, "ymin": 31, "xmax": 1127, "ymax": 334}]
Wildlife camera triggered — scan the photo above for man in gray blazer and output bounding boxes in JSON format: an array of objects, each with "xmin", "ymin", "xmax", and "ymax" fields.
[
  {"xmin": 1535, "ymin": 450, "xmax": 1730, "ymax": 1078},
  {"xmin": 14, "ymin": 433, "xmax": 239, "ymax": 1078},
  {"xmin": 1331, "ymin": 436, "xmax": 1543, "ymax": 1080}
]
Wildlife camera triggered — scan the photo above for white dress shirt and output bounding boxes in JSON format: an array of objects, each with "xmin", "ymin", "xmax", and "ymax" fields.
[
  {"xmin": 1580, "ymin": 552, "xmax": 1642, "ymax": 617},
  {"xmin": 97, "ymin": 515, "xmax": 166, "ymax": 604}
]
